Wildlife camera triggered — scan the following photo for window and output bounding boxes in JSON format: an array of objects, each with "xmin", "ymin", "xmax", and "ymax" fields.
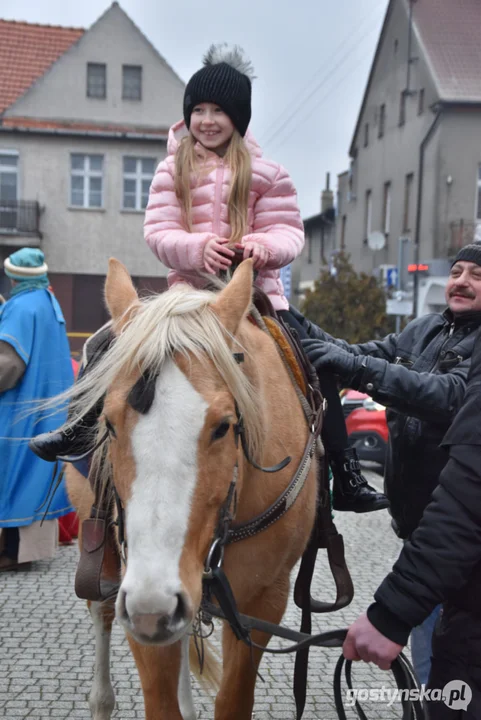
[
  {"xmin": 70, "ymin": 154, "xmax": 103, "ymax": 208},
  {"xmin": 364, "ymin": 123, "xmax": 369, "ymax": 148},
  {"xmin": 0, "ymin": 152, "xmax": 18, "ymax": 201},
  {"xmin": 477, "ymin": 166, "xmax": 481, "ymax": 220},
  {"xmin": 340, "ymin": 215, "xmax": 347, "ymax": 250},
  {"xmin": 365, "ymin": 190, "xmax": 372, "ymax": 239},
  {"xmin": 418, "ymin": 88, "xmax": 425, "ymax": 115},
  {"xmin": 404, "ymin": 173, "xmax": 414, "ymax": 231},
  {"xmin": 87, "ymin": 63, "xmax": 106, "ymax": 99},
  {"xmin": 123, "ymin": 65, "xmax": 142, "ymax": 100},
  {"xmin": 378, "ymin": 104, "xmax": 386, "ymax": 138},
  {"xmin": 72, "ymin": 274, "xmax": 110, "ymax": 332},
  {"xmin": 383, "ymin": 182, "xmax": 392, "ymax": 235},
  {"xmin": 399, "ymin": 91, "xmax": 406, "ymax": 126},
  {"xmin": 123, "ymin": 157, "xmax": 156, "ymax": 210},
  {"xmin": 348, "ymin": 164, "xmax": 355, "ymax": 201},
  {"xmin": 0, "ymin": 152, "xmax": 19, "ymax": 230}
]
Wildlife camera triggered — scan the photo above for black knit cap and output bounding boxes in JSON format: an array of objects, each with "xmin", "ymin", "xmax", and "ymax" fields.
[
  {"xmin": 183, "ymin": 44, "xmax": 254, "ymax": 138},
  {"xmin": 452, "ymin": 241, "xmax": 481, "ymax": 267}
]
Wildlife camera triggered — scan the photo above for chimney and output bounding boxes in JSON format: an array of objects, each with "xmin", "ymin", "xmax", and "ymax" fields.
[{"xmin": 321, "ymin": 172, "xmax": 334, "ymax": 213}]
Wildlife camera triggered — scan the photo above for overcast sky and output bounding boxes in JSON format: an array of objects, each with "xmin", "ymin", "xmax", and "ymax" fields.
[{"xmin": 2, "ymin": 0, "xmax": 387, "ymax": 218}]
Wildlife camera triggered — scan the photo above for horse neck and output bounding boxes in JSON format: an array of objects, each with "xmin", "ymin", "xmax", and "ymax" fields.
[{"xmin": 235, "ymin": 321, "xmax": 308, "ymax": 521}]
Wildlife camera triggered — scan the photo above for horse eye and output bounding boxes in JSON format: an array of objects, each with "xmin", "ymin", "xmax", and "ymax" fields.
[
  {"xmin": 211, "ymin": 422, "xmax": 230, "ymax": 442},
  {"xmin": 105, "ymin": 418, "xmax": 117, "ymax": 438}
]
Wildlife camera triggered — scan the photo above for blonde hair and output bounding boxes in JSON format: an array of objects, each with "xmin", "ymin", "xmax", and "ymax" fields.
[
  {"xmin": 174, "ymin": 130, "xmax": 252, "ymax": 244},
  {"xmin": 40, "ymin": 284, "xmax": 263, "ymax": 463}
]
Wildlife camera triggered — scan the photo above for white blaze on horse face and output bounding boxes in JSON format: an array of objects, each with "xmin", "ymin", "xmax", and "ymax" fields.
[{"xmin": 119, "ymin": 359, "xmax": 208, "ymax": 633}]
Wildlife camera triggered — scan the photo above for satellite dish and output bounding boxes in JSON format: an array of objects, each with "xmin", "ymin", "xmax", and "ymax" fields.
[{"xmin": 368, "ymin": 231, "xmax": 386, "ymax": 251}]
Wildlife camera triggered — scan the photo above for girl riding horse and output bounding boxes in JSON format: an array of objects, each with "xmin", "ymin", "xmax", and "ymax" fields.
[{"xmin": 29, "ymin": 44, "xmax": 386, "ymax": 514}]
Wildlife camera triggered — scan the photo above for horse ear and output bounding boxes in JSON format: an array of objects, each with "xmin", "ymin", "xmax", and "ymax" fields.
[
  {"xmin": 212, "ymin": 259, "xmax": 253, "ymax": 335},
  {"xmin": 105, "ymin": 258, "xmax": 140, "ymax": 331}
]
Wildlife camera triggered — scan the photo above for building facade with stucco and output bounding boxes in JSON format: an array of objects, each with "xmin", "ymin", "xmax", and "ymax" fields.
[
  {"xmin": 337, "ymin": 0, "xmax": 481, "ymax": 316},
  {"xmin": 0, "ymin": 3, "xmax": 185, "ymax": 346}
]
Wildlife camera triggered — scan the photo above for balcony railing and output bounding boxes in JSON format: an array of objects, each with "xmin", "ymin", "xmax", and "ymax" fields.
[{"xmin": 0, "ymin": 200, "xmax": 41, "ymax": 236}]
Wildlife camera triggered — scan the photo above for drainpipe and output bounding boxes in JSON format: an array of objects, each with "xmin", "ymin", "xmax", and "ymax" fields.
[{"xmin": 412, "ymin": 106, "xmax": 443, "ymax": 316}]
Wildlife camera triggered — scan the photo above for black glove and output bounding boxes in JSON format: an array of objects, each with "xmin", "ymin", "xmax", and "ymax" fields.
[{"xmin": 302, "ymin": 338, "xmax": 367, "ymax": 388}]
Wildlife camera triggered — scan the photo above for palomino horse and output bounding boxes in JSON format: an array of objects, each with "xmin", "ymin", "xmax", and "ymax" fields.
[{"xmin": 65, "ymin": 257, "xmax": 319, "ymax": 720}]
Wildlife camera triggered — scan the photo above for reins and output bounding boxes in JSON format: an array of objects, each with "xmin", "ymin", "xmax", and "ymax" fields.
[
  {"xmin": 71, "ymin": 307, "xmax": 424, "ymax": 720},
  {"xmin": 200, "ymin": 568, "xmax": 424, "ymax": 720}
]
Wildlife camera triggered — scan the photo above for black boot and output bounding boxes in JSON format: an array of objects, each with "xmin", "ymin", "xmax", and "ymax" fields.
[
  {"xmin": 29, "ymin": 404, "xmax": 101, "ymax": 463},
  {"xmin": 29, "ymin": 325, "xmax": 114, "ymax": 463},
  {"xmin": 330, "ymin": 447, "xmax": 389, "ymax": 513}
]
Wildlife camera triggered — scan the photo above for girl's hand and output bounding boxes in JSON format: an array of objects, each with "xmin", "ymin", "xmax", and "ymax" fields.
[
  {"xmin": 203, "ymin": 238, "xmax": 235, "ymax": 274},
  {"xmin": 235, "ymin": 241, "xmax": 269, "ymax": 269}
]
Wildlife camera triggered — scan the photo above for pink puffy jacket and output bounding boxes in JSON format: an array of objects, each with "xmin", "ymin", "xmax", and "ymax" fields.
[{"xmin": 144, "ymin": 120, "xmax": 304, "ymax": 310}]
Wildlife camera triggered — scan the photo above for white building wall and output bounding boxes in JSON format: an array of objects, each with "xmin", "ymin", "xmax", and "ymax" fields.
[
  {"xmin": 337, "ymin": 0, "xmax": 440, "ymax": 274},
  {"xmin": 0, "ymin": 131, "xmax": 167, "ymax": 276},
  {"xmin": 5, "ymin": 3, "xmax": 184, "ymax": 130}
]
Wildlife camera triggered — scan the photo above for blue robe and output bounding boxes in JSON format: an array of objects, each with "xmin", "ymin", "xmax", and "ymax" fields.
[{"xmin": 0, "ymin": 289, "xmax": 74, "ymax": 527}]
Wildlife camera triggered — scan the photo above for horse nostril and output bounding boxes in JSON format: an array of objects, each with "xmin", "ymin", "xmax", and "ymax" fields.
[{"xmin": 172, "ymin": 592, "xmax": 187, "ymax": 625}]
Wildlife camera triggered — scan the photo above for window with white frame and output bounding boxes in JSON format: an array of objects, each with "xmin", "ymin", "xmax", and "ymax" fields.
[
  {"xmin": 123, "ymin": 157, "xmax": 156, "ymax": 210},
  {"xmin": 122, "ymin": 65, "xmax": 142, "ymax": 101},
  {"xmin": 0, "ymin": 152, "xmax": 18, "ymax": 201},
  {"xmin": 0, "ymin": 152, "xmax": 19, "ymax": 231},
  {"xmin": 477, "ymin": 165, "xmax": 481, "ymax": 220},
  {"xmin": 70, "ymin": 154, "xmax": 103, "ymax": 208}
]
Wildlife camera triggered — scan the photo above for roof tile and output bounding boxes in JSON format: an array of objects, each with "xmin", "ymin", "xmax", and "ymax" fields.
[
  {"xmin": 414, "ymin": 0, "xmax": 481, "ymax": 102},
  {"xmin": 2, "ymin": 115, "xmax": 168, "ymax": 137},
  {"xmin": 0, "ymin": 19, "xmax": 84, "ymax": 114}
]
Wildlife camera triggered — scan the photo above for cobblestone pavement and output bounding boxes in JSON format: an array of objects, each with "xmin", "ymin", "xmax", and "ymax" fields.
[{"xmin": 0, "ymin": 468, "xmax": 409, "ymax": 719}]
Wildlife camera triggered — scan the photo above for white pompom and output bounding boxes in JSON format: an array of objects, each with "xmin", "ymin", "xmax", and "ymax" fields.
[{"xmin": 203, "ymin": 43, "xmax": 255, "ymax": 80}]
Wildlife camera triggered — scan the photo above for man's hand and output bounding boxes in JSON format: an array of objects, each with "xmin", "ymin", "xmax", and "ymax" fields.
[
  {"xmin": 235, "ymin": 241, "xmax": 269, "ymax": 269},
  {"xmin": 302, "ymin": 338, "xmax": 364, "ymax": 386},
  {"xmin": 203, "ymin": 238, "xmax": 235, "ymax": 274},
  {"xmin": 343, "ymin": 613, "xmax": 404, "ymax": 671}
]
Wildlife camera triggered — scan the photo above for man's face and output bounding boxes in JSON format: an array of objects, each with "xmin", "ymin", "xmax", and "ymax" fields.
[{"xmin": 446, "ymin": 261, "xmax": 481, "ymax": 314}]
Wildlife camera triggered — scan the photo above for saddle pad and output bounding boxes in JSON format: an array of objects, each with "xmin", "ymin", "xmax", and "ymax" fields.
[{"xmin": 262, "ymin": 316, "xmax": 307, "ymax": 396}]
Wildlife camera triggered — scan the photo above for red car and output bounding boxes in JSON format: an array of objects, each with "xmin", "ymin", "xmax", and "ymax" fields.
[
  {"xmin": 341, "ymin": 390, "xmax": 388, "ymax": 469},
  {"xmin": 71, "ymin": 357, "xmax": 80, "ymax": 378}
]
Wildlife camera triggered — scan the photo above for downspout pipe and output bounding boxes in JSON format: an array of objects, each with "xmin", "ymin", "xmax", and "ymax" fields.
[{"xmin": 412, "ymin": 106, "xmax": 443, "ymax": 317}]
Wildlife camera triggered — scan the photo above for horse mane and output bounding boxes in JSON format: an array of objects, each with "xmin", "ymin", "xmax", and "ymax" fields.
[{"xmin": 57, "ymin": 283, "xmax": 264, "ymax": 461}]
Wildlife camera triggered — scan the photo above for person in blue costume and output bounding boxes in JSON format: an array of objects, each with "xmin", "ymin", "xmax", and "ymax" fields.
[{"xmin": 0, "ymin": 248, "xmax": 74, "ymax": 571}]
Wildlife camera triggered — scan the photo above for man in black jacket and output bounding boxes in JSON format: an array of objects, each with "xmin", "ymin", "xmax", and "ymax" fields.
[
  {"xmin": 341, "ymin": 328, "xmax": 481, "ymax": 718},
  {"xmin": 301, "ymin": 244, "xmax": 481, "ymax": 540},
  {"xmin": 300, "ymin": 242, "xmax": 481, "ymax": 685}
]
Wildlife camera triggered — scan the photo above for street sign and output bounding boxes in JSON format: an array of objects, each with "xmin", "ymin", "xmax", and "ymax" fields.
[
  {"xmin": 386, "ymin": 267, "xmax": 399, "ymax": 287},
  {"xmin": 408, "ymin": 263, "xmax": 430, "ymax": 273},
  {"xmin": 280, "ymin": 264, "xmax": 291, "ymax": 300},
  {"xmin": 386, "ymin": 298, "xmax": 413, "ymax": 316}
]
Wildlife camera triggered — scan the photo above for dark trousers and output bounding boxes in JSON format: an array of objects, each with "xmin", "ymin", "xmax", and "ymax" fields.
[
  {"xmin": 3, "ymin": 527, "xmax": 20, "ymax": 559},
  {"xmin": 426, "ymin": 605, "xmax": 481, "ymax": 719},
  {"xmin": 277, "ymin": 309, "xmax": 349, "ymax": 452}
]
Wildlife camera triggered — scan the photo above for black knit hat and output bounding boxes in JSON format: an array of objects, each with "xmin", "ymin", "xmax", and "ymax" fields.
[
  {"xmin": 452, "ymin": 241, "xmax": 481, "ymax": 267},
  {"xmin": 183, "ymin": 44, "xmax": 254, "ymax": 138}
]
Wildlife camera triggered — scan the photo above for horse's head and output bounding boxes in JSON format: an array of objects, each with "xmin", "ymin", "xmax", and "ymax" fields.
[{"xmin": 94, "ymin": 258, "xmax": 260, "ymax": 645}]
